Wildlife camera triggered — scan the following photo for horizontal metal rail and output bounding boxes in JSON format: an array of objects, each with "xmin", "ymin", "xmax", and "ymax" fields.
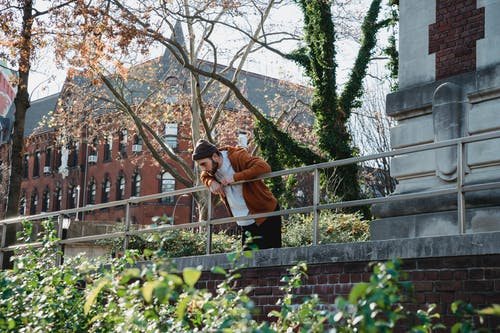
[{"xmin": 2, "ymin": 128, "xmax": 500, "ymax": 266}]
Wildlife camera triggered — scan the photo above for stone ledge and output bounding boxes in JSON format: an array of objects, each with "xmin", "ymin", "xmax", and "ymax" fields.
[
  {"xmin": 168, "ymin": 232, "xmax": 500, "ymax": 271},
  {"xmin": 387, "ymin": 63, "xmax": 500, "ymax": 117}
]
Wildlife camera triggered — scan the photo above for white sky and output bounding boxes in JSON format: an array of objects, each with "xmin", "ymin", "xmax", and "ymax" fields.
[{"xmin": 27, "ymin": 0, "xmax": 381, "ymax": 101}]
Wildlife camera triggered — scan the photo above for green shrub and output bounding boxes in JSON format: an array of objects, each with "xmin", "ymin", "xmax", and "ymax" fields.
[
  {"xmin": 101, "ymin": 225, "xmax": 239, "ymax": 259},
  {"xmin": 101, "ymin": 211, "xmax": 370, "ymax": 258},
  {"xmin": 1, "ymin": 222, "xmax": 498, "ymax": 332},
  {"xmin": 0, "ymin": 220, "xmax": 102, "ymax": 332},
  {"xmin": 282, "ymin": 210, "xmax": 370, "ymax": 247}
]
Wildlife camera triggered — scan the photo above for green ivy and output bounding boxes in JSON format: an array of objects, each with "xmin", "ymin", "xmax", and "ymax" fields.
[{"xmin": 256, "ymin": 0, "xmax": 397, "ymax": 213}]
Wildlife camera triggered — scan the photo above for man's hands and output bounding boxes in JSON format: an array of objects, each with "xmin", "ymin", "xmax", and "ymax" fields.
[
  {"xmin": 208, "ymin": 181, "xmax": 225, "ymax": 196},
  {"xmin": 208, "ymin": 174, "xmax": 234, "ymax": 196}
]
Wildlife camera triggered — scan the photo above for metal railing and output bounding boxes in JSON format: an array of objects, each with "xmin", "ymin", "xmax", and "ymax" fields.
[{"xmin": 2, "ymin": 128, "xmax": 500, "ymax": 268}]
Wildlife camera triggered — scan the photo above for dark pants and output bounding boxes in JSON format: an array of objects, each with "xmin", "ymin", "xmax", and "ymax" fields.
[{"xmin": 241, "ymin": 204, "xmax": 281, "ymax": 250}]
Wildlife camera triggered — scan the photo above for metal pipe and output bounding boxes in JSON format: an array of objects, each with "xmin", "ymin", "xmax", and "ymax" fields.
[
  {"xmin": 313, "ymin": 168, "xmax": 320, "ymax": 245},
  {"xmin": 206, "ymin": 190, "xmax": 212, "ymax": 255},
  {"xmin": 457, "ymin": 142, "xmax": 466, "ymax": 234},
  {"xmin": 123, "ymin": 202, "xmax": 131, "ymax": 252}
]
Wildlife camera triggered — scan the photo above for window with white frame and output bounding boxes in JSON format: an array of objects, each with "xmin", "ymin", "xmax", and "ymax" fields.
[
  {"xmin": 33, "ymin": 152, "xmax": 40, "ymax": 177},
  {"xmin": 117, "ymin": 173, "xmax": 126, "ymax": 200},
  {"xmin": 23, "ymin": 154, "xmax": 29, "ymax": 178},
  {"xmin": 30, "ymin": 191, "xmax": 38, "ymax": 215},
  {"xmin": 237, "ymin": 131, "xmax": 248, "ymax": 148},
  {"xmin": 53, "ymin": 188, "xmax": 62, "ymax": 211},
  {"xmin": 165, "ymin": 76, "xmax": 179, "ymax": 104},
  {"xmin": 102, "ymin": 176, "xmax": 111, "ymax": 203},
  {"xmin": 19, "ymin": 194, "xmax": 26, "ymax": 215},
  {"xmin": 42, "ymin": 188, "xmax": 50, "ymax": 212},
  {"xmin": 132, "ymin": 172, "xmax": 141, "ymax": 197},
  {"xmin": 160, "ymin": 172, "xmax": 175, "ymax": 204},
  {"xmin": 88, "ymin": 179, "xmax": 96, "ymax": 204},
  {"xmin": 103, "ymin": 134, "xmax": 112, "ymax": 162},
  {"xmin": 163, "ymin": 123, "xmax": 178, "ymax": 150},
  {"xmin": 119, "ymin": 130, "xmax": 128, "ymax": 158},
  {"xmin": 68, "ymin": 185, "xmax": 76, "ymax": 209}
]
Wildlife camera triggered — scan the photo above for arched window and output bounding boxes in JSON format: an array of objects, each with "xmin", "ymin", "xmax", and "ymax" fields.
[
  {"xmin": 133, "ymin": 134, "xmax": 143, "ymax": 145},
  {"xmin": 88, "ymin": 179, "xmax": 96, "ymax": 204},
  {"xmin": 119, "ymin": 130, "xmax": 128, "ymax": 158},
  {"xmin": 53, "ymin": 188, "xmax": 62, "ymax": 211},
  {"xmin": 160, "ymin": 172, "xmax": 175, "ymax": 204},
  {"xmin": 68, "ymin": 185, "xmax": 76, "ymax": 209},
  {"xmin": 102, "ymin": 175, "xmax": 111, "ymax": 203},
  {"xmin": 33, "ymin": 152, "xmax": 40, "ymax": 177},
  {"xmin": 131, "ymin": 172, "xmax": 141, "ymax": 197},
  {"xmin": 165, "ymin": 76, "xmax": 179, "ymax": 104},
  {"xmin": 116, "ymin": 173, "xmax": 126, "ymax": 200},
  {"xmin": 162, "ymin": 123, "xmax": 178, "ymax": 150},
  {"xmin": 23, "ymin": 154, "xmax": 29, "ymax": 179},
  {"xmin": 42, "ymin": 188, "xmax": 50, "ymax": 212},
  {"xmin": 103, "ymin": 134, "xmax": 112, "ymax": 162},
  {"xmin": 88, "ymin": 138, "xmax": 98, "ymax": 163},
  {"xmin": 30, "ymin": 191, "xmax": 38, "ymax": 215},
  {"xmin": 132, "ymin": 134, "xmax": 143, "ymax": 153},
  {"xmin": 45, "ymin": 148, "xmax": 52, "ymax": 169},
  {"xmin": 19, "ymin": 194, "xmax": 26, "ymax": 215},
  {"xmin": 68, "ymin": 141, "xmax": 79, "ymax": 168}
]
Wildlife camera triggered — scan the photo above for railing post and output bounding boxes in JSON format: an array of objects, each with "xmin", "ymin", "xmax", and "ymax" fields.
[
  {"xmin": 206, "ymin": 191, "xmax": 212, "ymax": 255},
  {"xmin": 123, "ymin": 202, "xmax": 131, "ymax": 253},
  {"xmin": 0, "ymin": 223, "xmax": 6, "ymax": 270},
  {"xmin": 313, "ymin": 168, "xmax": 320, "ymax": 245},
  {"xmin": 56, "ymin": 215, "xmax": 64, "ymax": 266},
  {"xmin": 457, "ymin": 141, "xmax": 466, "ymax": 234}
]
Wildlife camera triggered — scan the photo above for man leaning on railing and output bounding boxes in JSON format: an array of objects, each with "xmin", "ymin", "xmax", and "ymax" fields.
[{"xmin": 192, "ymin": 139, "xmax": 281, "ymax": 250}]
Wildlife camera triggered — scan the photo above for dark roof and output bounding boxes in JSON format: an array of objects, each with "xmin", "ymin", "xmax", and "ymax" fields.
[
  {"xmin": 22, "ymin": 23, "xmax": 311, "ymax": 138},
  {"xmin": 25, "ymin": 93, "xmax": 60, "ymax": 136}
]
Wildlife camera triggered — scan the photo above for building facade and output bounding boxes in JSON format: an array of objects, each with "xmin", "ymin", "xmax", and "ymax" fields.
[{"xmin": 0, "ymin": 50, "xmax": 311, "ymax": 235}]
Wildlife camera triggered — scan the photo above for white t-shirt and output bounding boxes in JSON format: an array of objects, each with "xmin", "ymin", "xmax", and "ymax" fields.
[{"xmin": 215, "ymin": 151, "xmax": 255, "ymax": 226}]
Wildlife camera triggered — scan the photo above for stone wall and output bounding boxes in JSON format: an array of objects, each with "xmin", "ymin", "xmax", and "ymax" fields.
[
  {"xmin": 171, "ymin": 232, "xmax": 500, "ymax": 329},
  {"xmin": 371, "ymin": 0, "xmax": 500, "ymax": 240}
]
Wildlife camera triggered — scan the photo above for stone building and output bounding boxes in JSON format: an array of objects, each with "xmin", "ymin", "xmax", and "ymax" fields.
[{"xmin": 371, "ymin": 0, "xmax": 500, "ymax": 238}]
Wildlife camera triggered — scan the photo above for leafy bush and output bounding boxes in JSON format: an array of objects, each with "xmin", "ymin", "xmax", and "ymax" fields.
[
  {"xmin": 1, "ymin": 221, "xmax": 499, "ymax": 332},
  {"xmin": 0, "ymin": 220, "xmax": 102, "ymax": 332},
  {"xmin": 101, "ymin": 224, "xmax": 239, "ymax": 259},
  {"xmin": 100, "ymin": 211, "xmax": 369, "ymax": 258},
  {"xmin": 282, "ymin": 210, "xmax": 370, "ymax": 247}
]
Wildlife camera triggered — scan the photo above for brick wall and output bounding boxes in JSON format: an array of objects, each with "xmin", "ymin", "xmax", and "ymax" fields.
[
  {"xmin": 169, "ymin": 229, "xmax": 500, "ymax": 330},
  {"xmin": 193, "ymin": 253, "xmax": 500, "ymax": 329},
  {"xmin": 429, "ymin": 0, "xmax": 485, "ymax": 80}
]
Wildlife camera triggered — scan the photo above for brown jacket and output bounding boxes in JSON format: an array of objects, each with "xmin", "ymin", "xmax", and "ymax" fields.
[{"xmin": 200, "ymin": 146, "xmax": 277, "ymax": 225}]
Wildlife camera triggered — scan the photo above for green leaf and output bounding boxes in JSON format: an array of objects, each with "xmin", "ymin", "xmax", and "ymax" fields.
[
  {"xmin": 165, "ymin": 274, "xmax": 183, "ymax": 286},
  {"xmin": 176, "ymin": 295, "xmax": 191, "ymax": 321},
  {"xmin": 142, "ymin": 281, "xmax": 160, "ymax": 303},
  {"xmin": 84, "ymin": 279, "xmax": 107, "ymax": 315},
  {"xmin": 451, "ymin": 323, "xmax": 461, "ymax": 333},
  {"xmin": 348, "ymin": 282, "xmax": 369, "ymax": 303},
  {"xmin": 227, "ymin": 252, "xmax": 237, "ymax": 263},
  {"xmin": 243, "ymin": 250, "xmax": 253, "ymax": 258},
  {"xmin": 211, "ymin": 266, "xmax": 227, "ymax": 275},
  {"xmin": 120, "ymin": 268, "xmax": 141, "ymax": 284},
  {"xmin": 183, "ymin": 267, "xmax": 202, "ymax": 287},
  {"xmin": 479, "ymin": 304, "xmax": 500, "ymax": 315}
]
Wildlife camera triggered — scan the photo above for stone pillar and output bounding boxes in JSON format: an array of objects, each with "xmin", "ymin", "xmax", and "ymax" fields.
[{"xmin": 370, "ymin": 0, "xmax": 500, "ymax": 240}]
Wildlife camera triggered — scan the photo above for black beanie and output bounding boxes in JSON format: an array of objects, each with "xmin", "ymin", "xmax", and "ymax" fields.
[{"xmin": 192, "ymin": 139, "xmax": 219, "ymax": 160}]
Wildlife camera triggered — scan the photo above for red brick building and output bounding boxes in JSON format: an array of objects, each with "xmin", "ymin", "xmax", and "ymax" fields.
[{"xmin": 0, "ymin": 47, "xmax": 311, "ymax": 231}]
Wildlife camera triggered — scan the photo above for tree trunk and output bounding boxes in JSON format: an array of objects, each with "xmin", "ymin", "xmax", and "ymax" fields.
[{"xmin": 4, "ymin": 0, "xmax": 33, "ymax": 268}]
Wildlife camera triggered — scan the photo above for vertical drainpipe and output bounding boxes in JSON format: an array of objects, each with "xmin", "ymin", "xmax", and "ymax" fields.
[{"xmin": 81, "ymin": 126, "xmax": 89, "ymax": 222}]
